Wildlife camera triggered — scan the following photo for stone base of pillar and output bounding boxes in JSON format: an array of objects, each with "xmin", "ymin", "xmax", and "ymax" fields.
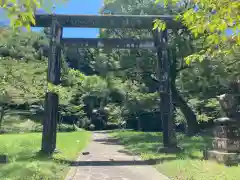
[{"xmin": 204, "ymin": 150, "xmax": 240, "ymax": 165}]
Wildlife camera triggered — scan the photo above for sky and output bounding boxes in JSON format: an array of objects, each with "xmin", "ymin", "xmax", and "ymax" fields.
[{"xmin": 32, "ymin": 0, "xmax": 103, "ymax": 38}]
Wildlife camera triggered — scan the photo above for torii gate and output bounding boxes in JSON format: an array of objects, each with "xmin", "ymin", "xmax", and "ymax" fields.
[{"xmin": 33, "ymin": 14, "xmax": 182, "ymax": 154}]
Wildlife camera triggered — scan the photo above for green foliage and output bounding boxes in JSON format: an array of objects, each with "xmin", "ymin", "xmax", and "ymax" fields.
[
  {"xmin": 1, "ymin": 0, "xmax": 68, "ymax": 30},
  {"xmin": 153, "ymin": 19, "xmax": 166, "ymax": 31},
  {"xmin": 101, "ymin": 0, "xmax": 240, "ymax": 130},
  {"xmin": 155, "ymin": 0, "xmax": 240, "ymax": 62},
  {"xmin": 0, "ymin": 29, "xmax": 48, "ymax": 60},
  {"xmin": 175, "ymin": 97, "xmax": 220, "ymax": 124},
  {"xmin": 0, "ymin": 29, "xmax": 77, "ymax": 130},
  {"xmin": 124, "ymin": 82, "xmax": 159, "ymax": 114},
  {"xmin": 81, "ymin": 75, "xmax": 109, "ymax": 98},
  {"xmin": 0, "ymin": 57, "xmax": 47, "ymax": 105},
  {"xmin": 188, "ymin": 98, "xmax": 220, "ymax": 122},
  {"xmin": 47, "ymin": 83, "xmax": 69, "ymax": 100},
  {"xmin": 59, "ymin": 104, "xmax": 90, "ymax": 129},
  {"xmin": 106, "ymin": 104, "xmax": 124, "ymax": 123},
  {"xmin": 1, "ymin": 0, "xmax": 40, "ymax": 30},
  {"xmin": 1, "ymin": 0, "xmax": 239, "ymax": 135}
]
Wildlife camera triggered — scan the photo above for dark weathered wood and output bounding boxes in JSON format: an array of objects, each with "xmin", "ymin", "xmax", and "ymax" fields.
[
  {"xmin": 34, "ymin": 14, "xmax": 182, "ymax": 29},
  {"xmin": 41, "ymin": 92, "xmax": 59, "ymax": 154},
  {"xmin": 41, "ymin": 18, "xmax": 62, "ymax": 155},
  {"xmin": 62, "ymin": 38, "xmax": 160, "ymax": 49},
  {"xmin": 0, "ymin": 154, "xmax": 8, "ymax": 164},
  {"xmin": 153, "ymin": 29, "xmax": 176, "ymax": 148}
]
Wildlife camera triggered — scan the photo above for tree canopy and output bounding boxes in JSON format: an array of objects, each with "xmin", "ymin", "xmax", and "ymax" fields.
[{"xmin": 155, "ymin": 0, "xmax": 240, "ymax": 63}]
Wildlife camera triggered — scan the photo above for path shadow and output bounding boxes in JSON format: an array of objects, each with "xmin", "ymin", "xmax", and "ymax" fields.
[
  {"xmin": 94, "ymin": 137, "xmax": 119, "ymax": 145},
  {"xmin": 109, "ymin": 131, "xmax": 212, "ymax": 161},
  {"xmin": 94, "ymin": 130, "xmax": 129, "ymax": 134},
  {"xmin": 56, "ymin": 157, "xmax": 177, "ymax": 167},
  {"xmin": 117, "ymin": 149, "xmax": 136, "ymax": 156}
]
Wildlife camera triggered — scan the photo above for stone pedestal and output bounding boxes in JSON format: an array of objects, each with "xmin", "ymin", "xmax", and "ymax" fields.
[
  {"xmin": 204, "ymin": 117, "xmax": 240, "ymax": 165},
  {"xmin": 204, "ymin": 89, "xmax": 240, "ymax": 165},
  {"xmin": 212, "ymin": 120, "xmax": 240, "ymax": 153}
]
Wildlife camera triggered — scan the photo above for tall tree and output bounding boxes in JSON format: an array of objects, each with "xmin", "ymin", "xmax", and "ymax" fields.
[{"xmin": 101, "ymin": 0, "xmax": 200, "ymax": 135}]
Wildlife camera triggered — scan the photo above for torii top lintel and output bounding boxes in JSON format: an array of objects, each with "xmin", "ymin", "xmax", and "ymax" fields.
[{"xmin": 34, "ymin": 14, "xmax": 182, "ymax": 29}]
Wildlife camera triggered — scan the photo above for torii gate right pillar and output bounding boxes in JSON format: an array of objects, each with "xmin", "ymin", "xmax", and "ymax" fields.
[{"xmin": 153, "ymin": 28, "xmax": 177, "ymax": 148}]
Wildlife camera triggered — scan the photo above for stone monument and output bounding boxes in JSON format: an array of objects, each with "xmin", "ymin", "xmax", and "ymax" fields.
[{"xmin": 204, "ymin": 80, "xmax": 240, "ymax": 165}]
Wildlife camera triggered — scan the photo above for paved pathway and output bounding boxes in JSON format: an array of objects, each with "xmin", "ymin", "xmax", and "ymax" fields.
[{"xmin": 65, "ymin": 131, "xmax": 169, "ymax": 180}]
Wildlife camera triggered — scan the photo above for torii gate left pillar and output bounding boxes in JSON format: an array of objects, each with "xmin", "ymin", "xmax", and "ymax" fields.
[{"xmin": 41, "ymin": 17, "xmax": 63, "ymax": 154}]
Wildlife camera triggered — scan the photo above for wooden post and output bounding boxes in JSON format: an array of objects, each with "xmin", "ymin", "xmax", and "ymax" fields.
[
  {"xmin": 153, "ymin": 29, "xmax": 176, "ymax": 148},
  {"xmin": 41, "ymin": 17, "xmax": 62, "ymax": 155}
]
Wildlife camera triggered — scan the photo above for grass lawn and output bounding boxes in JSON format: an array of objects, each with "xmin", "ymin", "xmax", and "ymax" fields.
[
  {"xmin": 112, "ymin": 130, "xmax": 240, "ymax": 180},
  {"xmin": 0, "ymin": 131, "xmax": 91, "ymax": 180}
]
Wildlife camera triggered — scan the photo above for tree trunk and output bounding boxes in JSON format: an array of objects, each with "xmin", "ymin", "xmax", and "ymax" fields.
[
  {"xmin": 171, "ymin": 84, "xmax": 199, "ymax": 136},
  {"xmin": 170, "ymin": 47, "xmax": 199, "ymax": 136}
]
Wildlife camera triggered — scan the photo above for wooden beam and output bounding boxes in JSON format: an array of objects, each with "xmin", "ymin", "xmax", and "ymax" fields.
[
  {"xmin": 62, "ymin": 38, "xmax": 164, "ymax": 49},
  {"xmin": 34, "ymin": 14, "xmax": 182, "ymax": 29}
]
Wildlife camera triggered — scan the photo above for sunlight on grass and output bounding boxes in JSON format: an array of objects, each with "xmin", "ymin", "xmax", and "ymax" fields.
[
  {"xmin": 0, "ymin": 131, "xmax": 91, "ymax": 180},
  {"xmin": 112, "ymin": 130, "xmax": 240, "ymax": 180}
]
